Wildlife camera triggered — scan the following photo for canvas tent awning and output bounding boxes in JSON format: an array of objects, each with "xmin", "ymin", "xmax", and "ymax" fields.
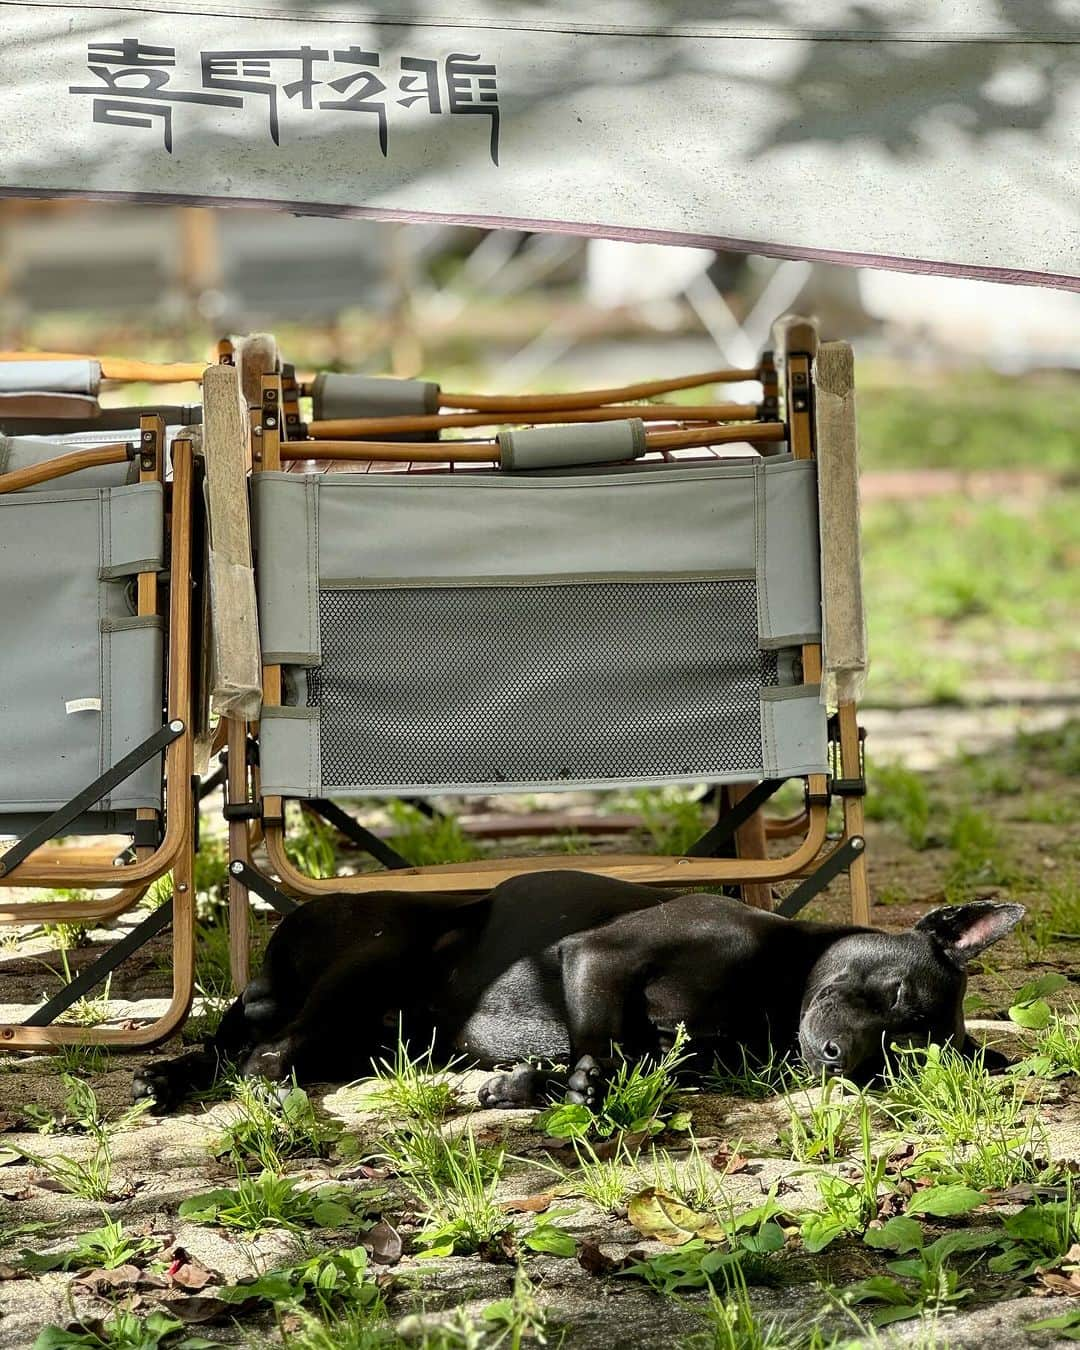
[{"xmin": 1, "ymin": 0, "xmax": 1077, "ymax": 288}]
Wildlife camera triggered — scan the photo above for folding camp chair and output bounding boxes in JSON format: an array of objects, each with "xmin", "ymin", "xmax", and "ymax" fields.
[
  {"xmin": 0, "ymin": 409, "xmax": 199, "ymax": 1050},
  {"xmin": 221, "ymin": 315, "xmax": 869, "ymax": 988}
]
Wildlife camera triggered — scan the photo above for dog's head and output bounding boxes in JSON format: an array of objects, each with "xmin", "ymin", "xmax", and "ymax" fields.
[{"xmin": 797, "ymin": 900, "xmax": 1024, "ymax": 1081}]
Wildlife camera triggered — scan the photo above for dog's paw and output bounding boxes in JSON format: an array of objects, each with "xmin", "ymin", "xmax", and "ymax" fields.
[
  {"xmin": 132, "ymin": 1060, "xmax": 187, "ymax": 1113},
  {"xmin": 242, "ymin": 1039, "xmax": 294, "ymax": 1083},
  {"xmin": 477, "ymin": 1064, "xmax": 545, "ymax": 1110},
  {"xmin": 565, "ymin": 1054, "xmax": 605, "ymax": 1110}
]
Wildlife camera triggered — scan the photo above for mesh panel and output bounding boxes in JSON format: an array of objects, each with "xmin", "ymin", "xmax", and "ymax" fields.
[{"xmin": 307, "ymin": 580, "xmax": 778, "ymax": 792}]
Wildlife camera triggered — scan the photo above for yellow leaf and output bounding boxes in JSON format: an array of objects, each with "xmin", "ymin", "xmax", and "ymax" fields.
[{"xmin": 626, "ymin": 1188, "xmax": 727, "ymax": 1245}]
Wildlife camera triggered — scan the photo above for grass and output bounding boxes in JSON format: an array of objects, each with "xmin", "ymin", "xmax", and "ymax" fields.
[
  {"xmin": 388, "ymin": 1125, "xmax": 511, "ymax": 1258},
  {"xmin": 635, "ymin": 1135, "xmax": 726, "ymax": 1213},
  {"xmin": 856, "ymin": 367, "xmax": 1080, "ymax": 473},
  {"xmin": 881, "ymin": 1043, "xmax": 1047, "ymax": 1189},
  {"xmin": 384, "ymin": 801, "xmax": 481, "ymax": 866},
  {"xmin": 679, "ymin": 1271, "xmax": 792, "ymax": 1350},
  {"xmin": 532, "ymin": 1136, "xmax": 634, "ymax": 1214},
  {"xmin": 286, "ymin": 808, "xmax": 341, "ymax": 879},
  {"xmin": 537, "ymin": 1024, "xmax": 693, "ymax": 1141},
  {"xmin": 634, "ymin": 788, "xmax": 709, "ymax": 857},
  {"xmin": 210, "ymin": 1078, "xmax": 343, "ymax": 1171},
  {"xmin": 780, "ymin": 1077, "xmax": 865, "ymax": 1164},
  {"xmin": 366, "ymin": 1031, "xmax": 463, "ymax": 1125},
  {"xmin": 178, "ymin": 1170, "xmax": 379, "ymax": 1234},
  {"xmin": 15, "ymin": 1077, "xmax": 150, "ymax": 1201},
  {"xmin": 864, "ymin": 761, "xmax": 935, "ymax": 850},
  {"xmin": 705, "ymin": 1045, "xmax": 805, "ymax": 1100},
  {"xmin": 860, "ymin": 490, "xmax": 1079, "ymax": 706},
  {"xmin": 943, "ymin": 807, "xmax": 1020, "ymax": 901}
]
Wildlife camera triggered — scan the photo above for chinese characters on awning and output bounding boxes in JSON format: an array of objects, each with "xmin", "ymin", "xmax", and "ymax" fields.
[{"xmin": 69, "ymin": 40, "xmax": 501, "ymax": 163}]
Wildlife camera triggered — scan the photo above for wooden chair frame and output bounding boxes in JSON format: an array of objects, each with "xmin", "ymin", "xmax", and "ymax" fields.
[
  {"xmin": 0, "ymin": 426, "xmax": 198, "ymax": 1050},
  {"xmin": 224, "ymin": 320, "xmax": 869, "ymax": 996}
]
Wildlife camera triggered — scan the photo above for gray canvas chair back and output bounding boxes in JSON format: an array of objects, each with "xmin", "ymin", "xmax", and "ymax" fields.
[
  {"xmin": 0, "ymin": 437, "xmax": 166, "ymax": 834},
  {"xmin": 252, "ymin": 456, "xmax": 828, "ymax": 800}
]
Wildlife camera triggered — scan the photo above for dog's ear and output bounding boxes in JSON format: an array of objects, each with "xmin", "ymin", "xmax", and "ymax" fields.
[{"xmin": 915, "ymin": 900, "xmax": 1025, "ymax": 965}]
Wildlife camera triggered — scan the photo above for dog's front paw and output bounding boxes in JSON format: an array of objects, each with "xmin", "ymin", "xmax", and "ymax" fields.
[
  {"xmin": 565, "ymin": 1054, "xmax": 605, "ymax": 1110},
  {"xmin": 132, "ymin": 1054, "xmax": 203, "ymax": 1113},
  {"xmin": 477, "ymin": 1064, "xmax": 545, "ymax": 1110}
]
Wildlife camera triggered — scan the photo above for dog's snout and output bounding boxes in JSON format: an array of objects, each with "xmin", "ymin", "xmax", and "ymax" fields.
[{"xmin": 821, "ymin": 1039, "xmax": 843, "ymax": 1064}]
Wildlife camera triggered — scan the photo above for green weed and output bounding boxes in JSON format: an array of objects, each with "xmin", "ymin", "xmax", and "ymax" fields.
[
  {"xmin": 366, "ymin": 1032, "xmax": 463, "ymax": 1125},
  {"xmin": 1010, "ymin": 1005, "xmax": 1080, "ymax": 1080},
  {"xmin": 384, "ymin": 801, "xmax": 480, "ymax": 866},
  {"xmin": 849, "ymin": 1209, "xmax": 996, "ymax": 1326},
  {"xmin": 33, "ymin": 1310, "xmax": 221, "ymax": 1350},
  {"xmin": 20, "ymin": 1216, "xmax": 157, "ymax": 1273},
  {"xmin": 865, "ymin": 762, "xmax": 934, "ymax": 850},
  {"xmin": 178, "ymin": 1171, "xmax": 380, "ymax": 1234},
  {"xmin": 210, "ymin": 1078, "xmax": 342, "ymax": 1171},
  {"xmin": 781, "ymin": 1078, "xmax": 864, "ymax": 1164},
  {"xmin": 634, "ymin": 789, "xmax": 709, "ymax": 857},
  {"xmin": 537, "ymin": 1024, "xmax": 692, "ymax": 1141},
  {"xmin": 219, "ymin": 1245, "xmax": 381, "ymax": 1319},
  {"xmin": 798, "ymin": 1100, "xmax": 887, "ymax": 1252}
]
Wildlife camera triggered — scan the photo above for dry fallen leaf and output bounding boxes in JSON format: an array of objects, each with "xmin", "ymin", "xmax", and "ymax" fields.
[
  {"xmin": 709, "ymin": 1147, "xmax": 750, "ymax": 1176},
  {"xmin": 366, "ymin": 1220, "xmax": 403, "ymax": 1266},
  {"xmin": 1036, "ymin": 1269, "xmax": 1080, "ymax": 1298},
  {"xmin": 169, "ymin": 1295, "xmax": 257, "ymax": 1324},
  {"xmin": 164, "ymin": 1248, "xmax": 218, "ymax": 1291},
  {"xmin": 627, "ymin": 1188, "xmax": 726, "ymax": 1245},
  {"xmin": 72, "ymin": 1265, "xmax": 144, "ymax": 1295},
  {"xmin": 577, "ymin": 1241, "xmax": 641, "ymax": 1276},
  {"xmin": 501, "ymin": 1193, "xmax": 554, "ymax": 1214}
]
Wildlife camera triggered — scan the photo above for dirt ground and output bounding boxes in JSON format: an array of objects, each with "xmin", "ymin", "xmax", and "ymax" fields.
[{"xmin": 1, "ymin": 712, "xmax": 1078, "ymax": 1349}]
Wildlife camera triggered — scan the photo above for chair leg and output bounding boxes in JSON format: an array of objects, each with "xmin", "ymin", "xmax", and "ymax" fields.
[
  {"xmin": 0, "ymin": 847, "xmax": 196, "ymax": 1050},
  {"xmin": 727, "ymin": 784, "xmax": 774, "ymax": 911},
  {"xmin": 226, "ymin": 715, "xmax": 252, "ymax": 994},
  {"xmin": 837, "ymin": 702, "xmax": 871, "ymax": 925}
]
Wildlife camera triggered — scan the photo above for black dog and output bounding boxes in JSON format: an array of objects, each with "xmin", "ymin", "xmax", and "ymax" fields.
[{"xmin": 135, "ymin": 871, "xmax": 1023, "ymax": 1110}]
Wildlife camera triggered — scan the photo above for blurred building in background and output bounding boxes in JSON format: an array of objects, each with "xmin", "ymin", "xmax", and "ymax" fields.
[{"xmin": 2, "ymin": 201, "xmax": 1079, "ymax": 385}]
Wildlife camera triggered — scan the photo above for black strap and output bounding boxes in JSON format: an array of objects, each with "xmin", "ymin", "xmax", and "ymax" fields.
[
  {"xmin": 23, "ymin": 900, "xmax": 174, "ymax": 1027},
  {"xmin": 305, "ymin": 798, "xmax": 412, "ymax": 870},
  {"xmin": 228, "ymin": 860, "xmax": 299, "ymax": 915},
  {"xmin": 0, "ymin": 720, "xmax": 184, "ymax": 878},
  {"xmin": 686, "ymin": 779, "xmax": 786, "ymax": 858},
  {"xmin": 777, "ymin": 836, "xmax": 866, "ymax": 918}
]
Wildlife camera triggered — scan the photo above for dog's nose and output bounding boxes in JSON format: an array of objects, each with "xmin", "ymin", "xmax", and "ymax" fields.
[{"xmin": 821, "ymin": 1039, "xmax": 843, "ymax": 1064}]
